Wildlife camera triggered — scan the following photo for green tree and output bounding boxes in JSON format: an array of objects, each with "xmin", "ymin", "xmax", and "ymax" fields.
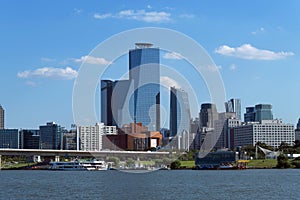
[
  {"xmin": 170, "ymin": 160, "xmax": 181, "ymax": 169},
  {"xmin": 106, "ymin": 157, "xmax": 120, "ymax": 167},
  {"xmin": 125, "ymin": 158, "xmax": 135, "ymax": 168},
  {"xmin": 276, "ymin": 154, "xmax": 290, "ymax": 168}
]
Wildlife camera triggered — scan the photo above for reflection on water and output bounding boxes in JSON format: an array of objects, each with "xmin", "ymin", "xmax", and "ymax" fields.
[{"xmin": 0, "ymin": 169, "xmax": 299, "ymax": 200}]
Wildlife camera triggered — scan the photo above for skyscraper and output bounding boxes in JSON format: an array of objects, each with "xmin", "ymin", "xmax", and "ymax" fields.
[
  {"xmin": 255, "ymin": 104, "xmax": 273, "ymax": 121},
  {"xmin": 199, "ymin": 103, "xmax": 218, "ymax": 129},
  {"xmin": 170, "ymin": 87, "xmax": 191, "ymax": 136},
  {"xmin": 101, "ymin": 79, "xmax": 134, "ymax": 127},
  {"xmin": 129, "ymin": 43, "xmax": 160, "ymax": 131},
  {"xmin": 0, "ymin": 129, "xmax": 19, "ymax": 148},
  {"xmin": 225, "ymin": 98, "xmax": 241, "ymax": 120},
  {"xmin": 0, "ymin": 105, "xmax": 4, "ymax": 129},
  {"xmin": 101, "ymin": 80, "xmax": 114, "ymax": 126},
  {"xmin": 244, "ymin": 104, "xmax": 273, "ymax": 122},
  {"xmin": 169, "ymin": 87, "xmax": 191, "ymax": 150},
  {"xmin": 244, "ymin": 107, "xmax": 255, "ymax": 122},
  {"xmin": 297, "ymin": 118, "xmax": 300, "ymax": 130},
  {"xmin": 39, "ymin": 122, "xmax": 62, "ymax": 150}
]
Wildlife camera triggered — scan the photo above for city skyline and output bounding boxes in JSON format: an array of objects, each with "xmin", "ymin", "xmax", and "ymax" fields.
[{"xmin": 1, "ymin": 1, "xmax": 300, "ymax": 129}]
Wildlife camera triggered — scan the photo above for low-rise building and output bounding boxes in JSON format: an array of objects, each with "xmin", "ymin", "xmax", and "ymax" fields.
[
  {"xmin": 0, "ymin": 129, "xmax": 19, "ymax": 148},
  {"xmin": 234, "ymin": 120, "xmax": 295, "ymax": 148}
]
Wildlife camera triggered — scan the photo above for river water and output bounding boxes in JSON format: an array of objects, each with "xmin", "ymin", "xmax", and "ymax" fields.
[{"xmin": 0, "ymin": 169, "xmax": 299, "ymax": 200}]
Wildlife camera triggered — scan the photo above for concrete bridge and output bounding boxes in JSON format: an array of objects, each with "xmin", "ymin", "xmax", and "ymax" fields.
[{"xmin": 0, "ymin": 149, "xmax": 171, "ymax": 168}]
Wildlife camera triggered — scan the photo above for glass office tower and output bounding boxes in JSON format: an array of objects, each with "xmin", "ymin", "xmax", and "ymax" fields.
[
  {"xmin": 225, "ymin": 98, "xmax": 241, "ymax": 120},
  {"xmin": 170, "ymin": 87, "xmax": 191, "ymax": 137},
  {"xmin": 129, "ymin": 43, "xmax": 160, "ymax": 131}
]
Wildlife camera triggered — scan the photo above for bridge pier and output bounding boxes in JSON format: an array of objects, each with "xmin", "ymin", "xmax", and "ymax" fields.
[{"xmin": 55, "ymin": 156, "xmax": 60, "ymax": 162}]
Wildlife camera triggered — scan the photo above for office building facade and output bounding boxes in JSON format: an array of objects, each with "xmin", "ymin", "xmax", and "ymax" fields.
[
  {"xmin": 129, "ymin": 43, "xmax": 160, "ymax": 131},
  {"xmin": 244, "ymin": 104, "xmax": 273, "ymax": 122},
  {"xmin": 234, "ymin": 120, "xmax": 295, "ymax": 148},
  {"xmin": 255, "ymin": 104, "xmax": 273, "ymax": 121},
  {"xmin": 0, "ymin": 105, "xmax": 4, "ymax": 129},
  {"xmin": 225, "ymin": 98, "xmax": 241, "ymax": 120},
  {"xmin": 79, "ymin": 123, "xmax": 117, "ymax": 151},
  {"xmin": 199, "ymin": 103, "xmax": 218, "ymax": 129},
  {"xmin": 244, "ymin": 107, "xmax": 255, "ymax": 122},
  {"xmin": 19, "ymin": 129, "xmax": 40, "ymax": 149},
  {"xmin": 0, "ymin": 129, "xmax": 19, "ymax": 148},
  {"xmin": 169, "ymin": 87, "xmax": 191, "ymax": 150},
  {"xmin": 39, "ymin": 122, "xmax": 62, "ymax": 150}
]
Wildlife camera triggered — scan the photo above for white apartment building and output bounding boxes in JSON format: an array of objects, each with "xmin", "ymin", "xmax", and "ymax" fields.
[
  {"xmin": 78, "ymin": 123, "xmax": 117, "ymax": 151},
  {"xmin": 234, "ymin": 120, "xmax": 295, "ymax": 148}
]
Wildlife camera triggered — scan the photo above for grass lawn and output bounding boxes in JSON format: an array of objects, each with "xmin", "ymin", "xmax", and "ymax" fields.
[
  {"xmin": 2, "ymin": 162, "xmax": 35, "ymax": 169},
  {"xmin": 248, "ymin": 159, "xmax": 277, "ymax": 168},
  {"xmin": 180, "ymin": 160, "xmax": 195, "ymax": 168}
]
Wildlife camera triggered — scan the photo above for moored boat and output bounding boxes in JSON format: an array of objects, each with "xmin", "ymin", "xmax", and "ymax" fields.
[{"xmin": 49, "ymin": 159, "xmax": 108, "ymax": 171}]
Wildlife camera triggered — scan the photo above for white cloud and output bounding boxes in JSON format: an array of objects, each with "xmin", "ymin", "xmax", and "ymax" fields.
[
  {"xmin": 215, "ymin": 44, "xmax": 294, "ymax": 60},
  {"xmin": 94, "ymin": 13, "xmax": 112, "ymax": 19},
  {"xmin": 94, "ymin": 9, "xmax": 171, "ymax": 23},
  {"xmin": 229, "ymin": 64, "xmax": 236, "ymax": 71},
  {"xmin": 17, "ymin": 67, "xmax": 78, "ymax": 80},
  {"xmin": 160, "ymin": 76, "xmax": 180, "ymax": 88},
  {"xmin": 74, "ymin": 55, "xmax": 111, "ymax": 65},
  {"xmin": 163, "ymin": 52, "xmax": 183, "ymax": 60}
]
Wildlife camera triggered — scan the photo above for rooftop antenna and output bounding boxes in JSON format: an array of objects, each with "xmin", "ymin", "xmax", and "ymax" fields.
[{"xmin": 135, "ymin": 43, "xmax": 153, "ymax": 49}]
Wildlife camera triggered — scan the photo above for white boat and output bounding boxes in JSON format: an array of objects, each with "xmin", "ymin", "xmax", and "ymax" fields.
[
  {"xmin": 49, "ymin": 160, "xmax": 86, "ymax": 171},
  {"xmin": 49, "ymin": 159, "xmax": 108, "ymax": 171},
  {"xmin": 81, "ymin": 159, "xmax": 108, "ymax": 171}
]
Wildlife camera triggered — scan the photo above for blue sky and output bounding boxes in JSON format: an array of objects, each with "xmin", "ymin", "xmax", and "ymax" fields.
[{"xmin": 1, "ymin": 0, "xmax": 300, "ymax": 129}]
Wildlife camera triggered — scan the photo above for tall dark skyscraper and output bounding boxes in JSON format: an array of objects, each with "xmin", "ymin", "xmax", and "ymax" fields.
[
  {"xmin": 0, "ymin": 105, "xmax": 4, "ymax": 129},
  {"xmin": 199, "ymin": 103, "xmax": 218, "ymax": 129},
  {"xmin": 297, "ymin": 118, "xmax": 300, "ymax": 130},
  {"xmin": 39, "ymin": 122, "xmax": 62, "ymax": 150},
  {"xmin": 244, "ymin": 107, "xmax": 255, "ymax": 122},
  {"xmin": 101, "ymin": 79, "xmax": 134, "ymax": 127},
  {"xmin": 19, "ymin": 129, "xmax": 40, "ymax": 149},
  {"xmin": 129, "ymin": 43, "xmax": 160, "ymax": 131},
  {"xmin": 101, "ymin": 80, "xmax": 114, "ymax": 126},
  {"xmin": 170, "ymin": 87, "xmax": 191, "ymax": 137},
  {"xmin": 244, "ymin": 104, "xmax": 273, "ymax": 122},
  {"xmin": 225, "ymin": 98, "xmax": 241, "ymax": 120}
]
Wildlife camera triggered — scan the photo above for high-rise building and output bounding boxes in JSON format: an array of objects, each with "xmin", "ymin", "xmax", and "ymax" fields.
[
  {"xmin": 19, "ymin": 129, "xmax": 40, "ymax": 149},
  {"xmin": 244, "ymin": 107, "xmax": 255, "ymax": 122},
  {"xmin": 199, "ymin": 103, "xmax": 218, "ymax": 129},
  {"xmin": 233, "ymin": 120, "xmax": 294, "ymax": 148},
  {"xmin": 39, "ymin": 122, "xmax": 63, "ymax": 150},
  {"xmin": 225, "ymin": 98, "xmax": 241, "ymax": 120},
  {"xmin": 296, "ymin": 118, "xmax": 300, "ymax": 141},
  {"xmin": 296, "ymin": 118, "xmax": 300, "ymax": 130},
  {"xmin": 79, "ymin": 123, "xmax": 104, "ymax": 151},
  {"xmin": 169, "ymin": 87, "xmax": 191, "ymax": 150},
  {"xmin": 101, "ymin": 80, "xmax": 114, "ymax": 126},
  {"xmin": 244, "ymin": 104, "xmax": 273, "ymax": 122},
  {"xmin": 78, "ymin": 123, "xmax": 117, "ymax": 151},
  {"xmin": 101, "ymin": 79, "xmax": 134, "ymax": 128},
  {"xmin": 0, "ymin": 105, "xmax": 4, "ymax": 129},
  {"xmin": 0, "ymin": 129, "xmax": 19, "ymax": 148},
  {"xmin": 255, "ymin": 104, "xmax": 273, "ymax": 121},
  {"xmin": 129, "ymin": 43, "xmax": 160, "ymax": 131}
]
